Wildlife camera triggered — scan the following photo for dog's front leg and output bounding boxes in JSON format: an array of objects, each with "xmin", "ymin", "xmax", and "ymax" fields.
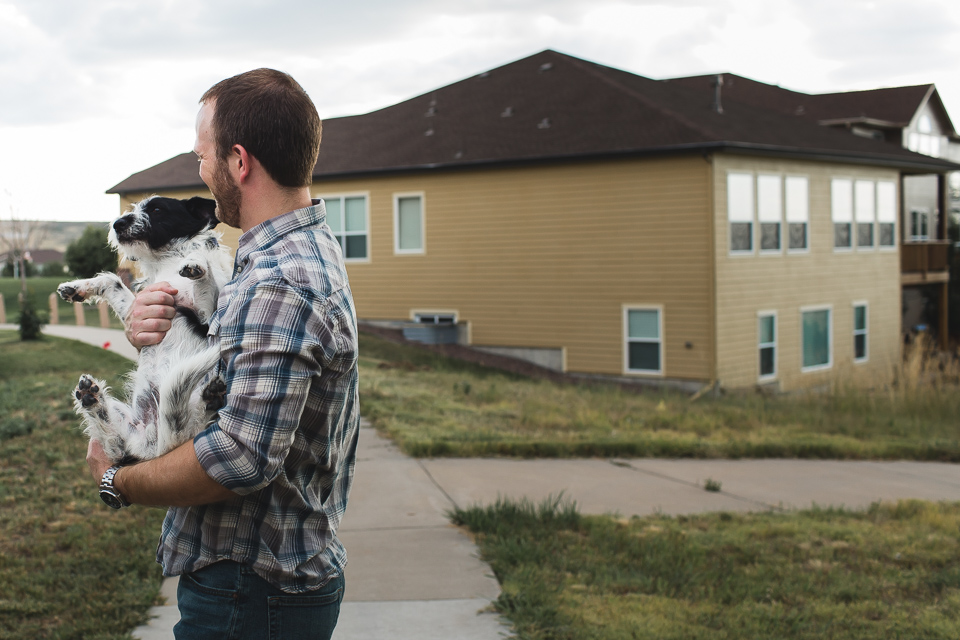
[
  {"xmin": 177, "ymin": 254, "xmax": 219, "ymax": 324},
  {"xmin": 58, "ymin": 273, "xmax": 136, "ymax": 323}
]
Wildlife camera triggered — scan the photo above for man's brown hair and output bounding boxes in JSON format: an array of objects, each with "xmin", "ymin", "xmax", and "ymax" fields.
[{"xmin": 201, "ymin": 69, "xmax": 322, "ymax": 188}]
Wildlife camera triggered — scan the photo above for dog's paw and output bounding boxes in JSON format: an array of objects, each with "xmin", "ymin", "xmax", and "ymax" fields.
[
  {"xmin": 201, "ymin": 377, "xmax": 227, "ymax": 412},
  {"xmin": 179, "ymin": 263, "xmax": 206, "ymax": 280},
  {"xmin": 75, "ymin": 374, "xmax": 102, "ymax": 408},
  {"xmin": 58, "ymin": 283, "xmax": 87, "ymax": 303}
]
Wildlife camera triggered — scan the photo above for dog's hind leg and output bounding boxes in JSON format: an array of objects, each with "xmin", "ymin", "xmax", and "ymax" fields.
[{"xmin": 73, "ymin": 374, "xmax": 138, "ymax": 463}]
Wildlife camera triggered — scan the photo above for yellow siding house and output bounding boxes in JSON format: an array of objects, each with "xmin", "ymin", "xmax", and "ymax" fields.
[{"xmin": 109, "ymin": 51, "xmax": 960, "ymax": 391}]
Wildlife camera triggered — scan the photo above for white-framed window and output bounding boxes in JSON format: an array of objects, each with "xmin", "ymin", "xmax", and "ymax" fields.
[
  {"xmin": 877, "ymin": 181, "xmax": 897, "ymax": 248},
  {"xmin": 907, "ymin": 115, "xmax": 944, "ymax": 158},
  {"xmin": 758, "ymin": 311, "xmax": 777, "ymax": 380},
  {"xmin": 394, "ymin": 193, "xmax": 425, "ymax": 254},
  {"xmin": 855, "ymin": 180, "xmax": 875, "ymax": 250},
  {"xmin": 853, "ymin": 302, "xmax": 868, "ymax": 362},
  {"xmin": 757, "ymin": 175, "xmax": 782, "ymax": 253},
  {"xmin": 624, "ymin": 306, "xmax": 663, "ymax": 375},
  {"xmin": 909, "ymin": 208, "xmax": 931, "ymax": 242},
  {"xmin": 831, "ymin": 179, "xmax": 853, "ymax": 251},
  {"xmin": 727, "ymin": 173, "xmax": 754, "ymax": 254},
  {"xmin": 785, "ymin": 176, "xmax": 809, "ymax": 252},
  {"xmin": 801, "ymin": 306, "xmax": 833, "ymax": 372},
  {"xmin": 321, "ymin": 194, "xmax": 369, "ymax": 261}
]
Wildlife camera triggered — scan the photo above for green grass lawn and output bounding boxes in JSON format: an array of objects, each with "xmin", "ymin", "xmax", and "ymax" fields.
[
  {"xmin": 0, "ymin": 330, "xmax": 164, "ymax": 639},
  {"xmin": 453, "ymin": 497, "xmax": 960, "ymax": 639},
  {"xmin": 0, "ymin": 276, "xmax": 124, "ymax": 329},
  {"xmin": 358, "ymin": 332, "xmax": 960, "ymax": 460}
]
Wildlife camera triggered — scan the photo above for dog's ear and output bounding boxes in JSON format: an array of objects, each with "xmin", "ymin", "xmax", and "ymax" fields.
[{"xmin": 185, "ymin": 197, "xmax": 219, "ymax": 228}]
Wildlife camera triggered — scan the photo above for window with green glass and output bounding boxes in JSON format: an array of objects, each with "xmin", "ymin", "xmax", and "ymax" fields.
[
  {"xmin": 626, "ymin": 308, "xmax": 661, "ymax": 374},
  {"xmin": 758, "ymin": 313, "xmax": 776, "ymax": 378},
  {"xmin": 854, "ymin": 304, "xmax": 868, "ymax": 361},
  {"xmin": 395, "ymin": 195, "xmax": 424, "ymax": 253},
  {"xmin": 802, "ymin": 308, "xmax": 831, "ymax": 370},
  {"xmin": 323, "ymin": 195, "xmax": 368, "ymax": 260}
]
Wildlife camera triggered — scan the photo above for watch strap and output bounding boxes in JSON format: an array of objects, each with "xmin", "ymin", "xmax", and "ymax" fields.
[{"xmin": 99, "ymin": 465, "xmax": 130, "ymax": 509}]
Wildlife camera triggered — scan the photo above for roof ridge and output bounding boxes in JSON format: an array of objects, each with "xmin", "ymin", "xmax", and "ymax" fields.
[{"xmin": 557, "ymin": 53, "xmax": 719, "ymax": 142}]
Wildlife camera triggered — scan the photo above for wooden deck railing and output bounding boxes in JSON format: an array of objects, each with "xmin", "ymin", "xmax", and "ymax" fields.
[{"xmin": 901, "ymin": 241, "xmax": 950, "ymax": 275}]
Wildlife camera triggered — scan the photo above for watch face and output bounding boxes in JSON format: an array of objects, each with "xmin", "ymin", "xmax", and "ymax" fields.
[{"xmin": 100, "ymin": 490, "xmax": 125, "ymax": 510}]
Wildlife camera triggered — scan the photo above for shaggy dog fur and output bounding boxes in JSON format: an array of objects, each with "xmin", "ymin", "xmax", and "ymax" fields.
[{"xmin": 58, "ymin": 195, "xmax": 233, "ymax": 463}]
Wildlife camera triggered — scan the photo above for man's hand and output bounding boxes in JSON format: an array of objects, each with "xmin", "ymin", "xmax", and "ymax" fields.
[
  {"xmin": 86, "ymin": 439, "xmax": 113, "ymax": 484},
  {"xmin": 126, "ymin": 282, "xmax": 179, "ymax": 349}
]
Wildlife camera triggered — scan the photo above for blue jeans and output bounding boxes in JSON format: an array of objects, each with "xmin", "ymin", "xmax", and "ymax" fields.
[{"xmin": 174, "ymin": 561, "xmax": 344, "ymax": 640}]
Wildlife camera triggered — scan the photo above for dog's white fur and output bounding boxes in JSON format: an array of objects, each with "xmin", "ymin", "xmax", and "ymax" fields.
[{"xmin": 58, "ymin": 197, "xmax": 233, "ymax": 462}]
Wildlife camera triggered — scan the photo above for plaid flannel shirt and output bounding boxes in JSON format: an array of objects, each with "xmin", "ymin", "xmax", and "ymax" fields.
[{"xmin": 157, "ymin": 200, "xmax": 360, "ymax": 594}]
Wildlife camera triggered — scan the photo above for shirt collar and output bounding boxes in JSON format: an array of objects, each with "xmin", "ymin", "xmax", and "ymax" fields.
[{"xmin": 235, "ymin": 199, "xmax": 326, "ymax": 268}]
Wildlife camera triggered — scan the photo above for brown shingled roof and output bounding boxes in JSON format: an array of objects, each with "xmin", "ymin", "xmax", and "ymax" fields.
[
  {"xmin": 108, "ymin": 50, "xmax": 959, "ymax": 195},
  {"xmin": 664, "ymin": 73, "xmax": 955, "ymax": 132}
]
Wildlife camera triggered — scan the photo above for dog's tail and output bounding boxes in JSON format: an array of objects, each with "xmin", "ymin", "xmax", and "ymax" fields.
[{"xmin": 157, "ymin": 345, "xmax": 222, "ymax": 451}]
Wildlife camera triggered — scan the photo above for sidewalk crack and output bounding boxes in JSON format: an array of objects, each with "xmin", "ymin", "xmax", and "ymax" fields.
[
  {"xmin": 609, "ymin": 459, "xmax": 785, "ymax": 513},
  {"xmin": 416, "ymin": 459, "xmax": 461, "ymax": 512}
]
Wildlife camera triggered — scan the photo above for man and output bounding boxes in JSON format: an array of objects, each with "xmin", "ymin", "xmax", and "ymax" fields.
[{"xmin": 86, "ymin": 69, "xmax": 360, "ymax": 639}]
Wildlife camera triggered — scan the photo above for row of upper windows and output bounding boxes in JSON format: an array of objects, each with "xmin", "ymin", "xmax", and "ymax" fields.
[
  {"xmin": 726, "ymin": 173, "xmax": 898, "ymax": 255},
  {"xmin": 317, "ymin": 193, "xmax": 425, "ymax": 262}
]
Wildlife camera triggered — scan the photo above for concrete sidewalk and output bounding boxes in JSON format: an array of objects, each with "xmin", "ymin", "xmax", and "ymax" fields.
[{"xmin": 10, "ymin": 324, "xmax": 960, "ymax": 638}]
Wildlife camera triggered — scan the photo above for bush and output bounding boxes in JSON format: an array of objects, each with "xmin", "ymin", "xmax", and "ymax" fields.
[{"xmin": 17, "ymin": 297, "xmax": 45, "ymax": 341}]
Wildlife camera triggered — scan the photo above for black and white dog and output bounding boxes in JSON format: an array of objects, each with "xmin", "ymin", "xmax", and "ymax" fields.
[{"xmin": 58, "ymin": 196, "xmax": 233, "ymax": 463}]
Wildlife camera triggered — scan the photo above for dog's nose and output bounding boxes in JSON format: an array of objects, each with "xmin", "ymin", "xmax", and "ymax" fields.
[{"xmin": 114, "ymin": 216, "xmax": 134, "ymax": 234}]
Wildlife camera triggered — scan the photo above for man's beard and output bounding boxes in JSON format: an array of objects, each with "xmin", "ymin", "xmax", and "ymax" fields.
[{"xmin": 212, "ymin": 158, "xmax": 242, "ymax": 229}]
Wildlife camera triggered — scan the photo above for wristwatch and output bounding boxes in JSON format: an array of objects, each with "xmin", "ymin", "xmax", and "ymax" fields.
[{"xmin": 99, "ymin": 465, "xmax": 130, "ymax": 509}]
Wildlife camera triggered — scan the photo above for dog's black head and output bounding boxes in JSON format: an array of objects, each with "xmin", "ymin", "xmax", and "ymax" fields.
[{"xmin": 112, "ymin": 196, "xmax": 219, "ymax": 251}]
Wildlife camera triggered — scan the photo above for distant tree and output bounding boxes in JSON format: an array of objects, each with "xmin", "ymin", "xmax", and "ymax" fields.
[
  {"xmin": 39, "ymin": 260, "xmax": 67, "ymax": 277},
  {"xmin": 0, "ymin": 193, "xmax": 48, "ymax": 294},
  {"xmin": 64, "ymin": 225, "xmax": 117, "ymax": 278},
  {"xmin": 3, "ymin": 257, "xmax": 37, "ymax": 278}
]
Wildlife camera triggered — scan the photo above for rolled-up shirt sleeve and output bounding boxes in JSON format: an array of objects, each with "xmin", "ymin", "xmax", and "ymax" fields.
[{"xmin": 194, "ymin": 277, "xmax": 327, "ymax": 495}]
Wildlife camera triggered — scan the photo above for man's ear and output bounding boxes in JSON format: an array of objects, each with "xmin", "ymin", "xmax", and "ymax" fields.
[
  {"xmin": 233, "ymin": 144, "xmax": 252, "ymax": 183},
  {"xmin": 186, "ymin": 197, "xmax": 219, "ymax": 228}
]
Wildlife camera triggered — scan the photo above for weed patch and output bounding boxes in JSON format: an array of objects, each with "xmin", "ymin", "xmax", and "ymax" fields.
[
  {"xmin": 359, "ymin": 332, "xmax": 960, "ymax": 460},
  {"xmin": 0, "ymin": 330, "xmax": 165, "ymax": 639},
  {"xmin": 453, "ymin": 497, "xmax": 960, "ymax": 639}
]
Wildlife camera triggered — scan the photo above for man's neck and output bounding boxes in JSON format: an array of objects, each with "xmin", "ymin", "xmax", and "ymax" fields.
[{"xmin": 239, "ymin": 187, "xmax": 314, "ymax": 233}]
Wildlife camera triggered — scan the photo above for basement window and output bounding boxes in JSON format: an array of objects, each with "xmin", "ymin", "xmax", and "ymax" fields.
[{"xmin": 414, "ymin": 313, "xmax": 456, "ymax": 325}]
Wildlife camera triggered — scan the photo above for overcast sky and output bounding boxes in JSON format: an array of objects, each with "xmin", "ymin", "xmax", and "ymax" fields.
[{"xmin": 1, "ymin": 0, "xmax": 958, "ymax": 222}]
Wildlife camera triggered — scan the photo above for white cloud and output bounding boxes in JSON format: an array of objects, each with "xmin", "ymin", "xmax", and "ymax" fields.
[{"xmin": 1, "ymin": 0, "xmax": 958, "ymax": 222}]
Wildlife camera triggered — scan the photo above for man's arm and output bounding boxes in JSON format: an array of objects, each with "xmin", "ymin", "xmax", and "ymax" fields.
[
  {"xmin": 87, "ymin": 438, "xmax": 237, "ymax": 507},
  {"xmin": 125, "ymin": 282, "xmax": 180, "ymax": 349}
]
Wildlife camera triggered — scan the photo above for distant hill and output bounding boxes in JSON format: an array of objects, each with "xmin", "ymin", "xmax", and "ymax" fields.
[{"xmin": 35, "ymin": 221, "xmax": 112, "ymax": 253}]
